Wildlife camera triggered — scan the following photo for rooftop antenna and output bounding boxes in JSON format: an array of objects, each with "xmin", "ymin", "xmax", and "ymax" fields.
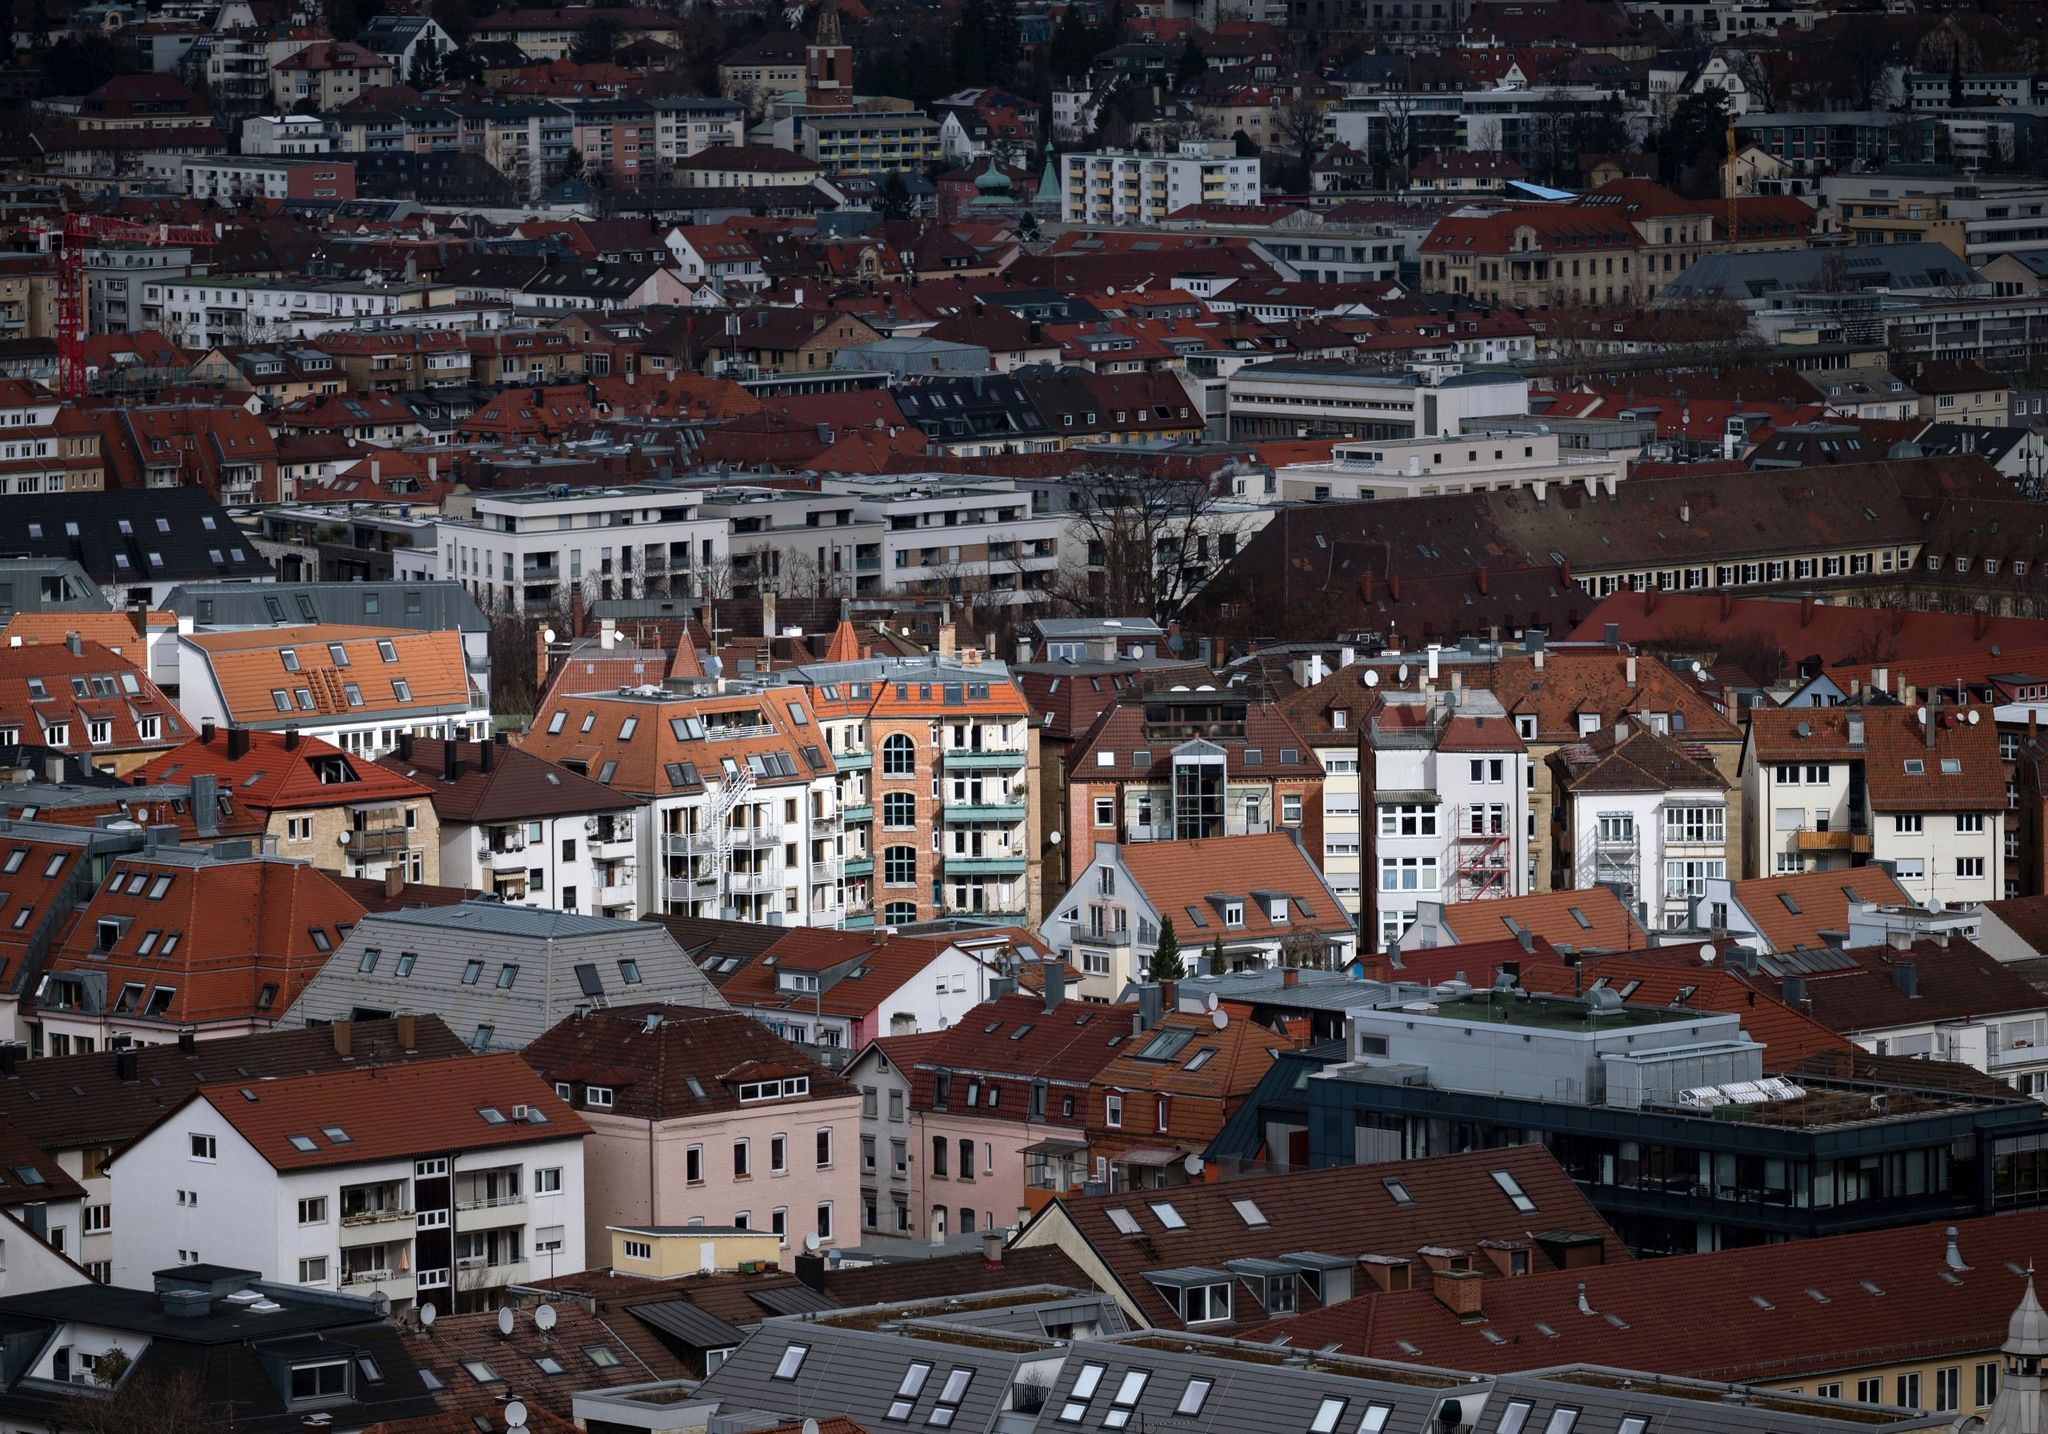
[
  {"xmin": 535, "ymin": 1303, "xmax": 557, "ymax": 1338},
  {"xmin": 419, "ymin": 1301, "xmax": 437, "ymax": 1330}
]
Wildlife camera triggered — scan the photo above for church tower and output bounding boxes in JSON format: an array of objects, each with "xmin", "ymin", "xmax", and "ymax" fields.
[
  {"xmin": 1984, "ymin": 1272, "xmax": 2048, "ymax": 1434},
  {"xmin": 805, "ymin": 1, "xmax": 853, "ymax": 109}
]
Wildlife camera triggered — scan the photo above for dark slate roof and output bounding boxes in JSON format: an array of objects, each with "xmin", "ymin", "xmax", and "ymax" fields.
[
  {"xmin": 640, "ymin": 912, "xmax": 788, "ymax": 984},
  {"xmin": 0, "ymin": 489, "xmax": 269, "ymax": 587},
  {"xmin": 630, "ymin": 1298, "xmax": 748, "ymax": 1349},
  {"xmin": 163, "ymin": 580, "xmax": 487, "ymax": 636},
  {"xmin": 376, "ymin": 738, "xmax": 643, "ymax": 823}
]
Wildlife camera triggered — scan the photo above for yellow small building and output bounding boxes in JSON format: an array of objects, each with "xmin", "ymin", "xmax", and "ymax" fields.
[{"xmin": 607, "ymin": 1224, "xmax": 787, "ymax": 1278}]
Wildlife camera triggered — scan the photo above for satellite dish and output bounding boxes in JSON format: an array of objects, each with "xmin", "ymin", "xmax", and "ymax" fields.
[
  {"xmin": 1398, "ymin": 663, "xmax": 1410, "ymax": 682},
  {"xmin": 1916, "ymin": 705, "xmax": 1929, "ymax": 726},
  {"xmin": 804, "ymin": 1232, "xmax": 822, "ymax": 1252},
  {"xmin": 1691, "ymin": 661, "xmax": 1705, "ymax": 676},
  {"xmin": 505, "ymin": 1400, "xmax": 529, "ymax": 1430},
  {"xmin": 1210, "ymin": 1008, "xmax": 1228, "ymax": 1031},
  {"xmin": 337, "ymin": 830, "xmax": 351, "ymax": 845},
  {"xmin": 1049, "ymin": 831, "xmax": 1062, "ymax": 846},
  {"xmin": 1362, "ymin": 669, "xmax": 1380, "ymax": 688},
  {"xmin": 541, "ymin": 627, "xmax": 556, "ymax": 645},
  {"xmin": 497, "ymin": 1306, "xmax": 515, "ymax": 1338},
  {"xmin": 1183, "ymin": 1153, "xmax": 1205, "ymax": 1176},
  {"xmin": 1969, "ymin": 710, "xmax": 1982, "ymax": 725},
  {"xmin": 1205, "ymin": 992, "xmax": 1219, "ymax": 1012},
  {"xmin": 535, "ymin": 1303, "xmax": 557, "ymax": 1332},
  {"xmin": 804, "ymin": 1422, "xmax": 821, "ymax": 1434},
  {"xmin": 419, "ymin": 1301, "xmax": 436, "ymax": 1328},
  {"xmin": 1698, "ymin": 944, "xmax": 1716, "ymax": 964}
]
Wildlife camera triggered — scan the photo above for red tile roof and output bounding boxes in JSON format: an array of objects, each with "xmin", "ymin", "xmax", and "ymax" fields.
[
  {"xmin": 1021, "ymin": 1145, "xmax": 1628, "ymax": 1330},
  {"xmin": 911, "ymin": 993, "xmax": 1135, "ymax": 1116},
  {"xmin": 1115, "ymin": 835, "xmax": 1354, "ymax": 947},
  {"xmin": 156, "ymin": 1052, "xmax": 585, "ymax": 1172},
  {"xmin": 376, "ymin": 738, "xmax": 640, "ymax": 824},
  {"xmin": 1428, "ymin": 885, "xmax": 1646, "ymax": 953},
  {"xmin": 1749, "ymin": 704, "xmax": 2005, "ymax": 813},
  {"xmin": 182, "ymin": 626, "xmax": 473, "ymax": 727},
  {"xmin": 1727, "ymin": 867, "xmax": 1912, "ymax": 953},
  {"xmin": 0, "ymin": 640, "xmax": 189, "ymax": 759},
  {"xmin": 1240, "ymin": 1206, "xmax": 2048, "ymax": 1384},
  {"xmin": 1757, "ymin": 936, "xmax": 2047, "ymax": 1033},
  {"xmin": 138, "ymin": 730, "xmax": 429, "ymax": 815},
  {"xmin": 1520, "ymin": 959, "xmax": 1852, "ymax": 1069}
]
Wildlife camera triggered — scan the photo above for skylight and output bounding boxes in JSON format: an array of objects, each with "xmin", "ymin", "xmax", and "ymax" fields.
[
  {"xmin": 1230, "ymin": 1197, "xmax": 1268, "ymax": 1227},
  {"xmin": 773, "ymin": 1345, "xmax": 809, "ymax": 1380},
  {"xmin": 1490, "ymin": 1169, "xmax": 1536, "ymax": 1213},
  {"xmin": 1149, "ymin": 1201, "xmax": 1186, "ymax": 1230},
  {"xmin": 1107, "ymin": 1207, "xmax": 1141, "ymax": 1235}
]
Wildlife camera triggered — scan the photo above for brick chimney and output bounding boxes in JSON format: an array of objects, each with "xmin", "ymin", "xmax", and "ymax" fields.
[{"xmin": 1433, "ymin": 1267, "xmax": 1485, "ymax": 1319}]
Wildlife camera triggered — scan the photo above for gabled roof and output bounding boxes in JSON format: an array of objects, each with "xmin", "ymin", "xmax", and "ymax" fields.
[
  {"xmin": 1754, "ymin": 936, "xmax": 2046, "ymax": 1034},
  {"xmin": 1749, "ymin": 704, "xmax": 2005, "ymax": 812},
  {"xmin": 1114, "ymin": 834, "xmax": 1354, "ymax": 946},
  {"xmin": 1019, "ymin": 1146, "xmax": 1628, "ymax": 1330},
  {"xmin": 1727, "ymin": 867, "xmax": 1912, "ymax": 953},
  {"xmin": 718, "ymin": 926, "xmax": 1043, "ymax": 1020},
  {"xmin": 1237, "ymin": 1205, "xmax": 2048, "ymax": 1386},
  {"xmin": 1430, "ymin": 885, "xmax": 1645, "ymax": 953},
  {"xmin": 0, "ymin": 1016, "xmax": 468, "ymax": 1155},
  {"xmin": 0, "ymin": 487, "xmax": 264, "ymax": 588},
  {"xmin": 1550, "ymin": 715, "xmax": 1726, "ymax": 794},
  {"xmin": 166, "ymin": 1052, "xmax": 584, "ymax": 1172},
  {"xmin": 0, "ymin": 640, "xmax": 189, "ymax": 758},
  {"xmin": 375, "ymin": 737, "xmax": 641, "ymax": 823},
  {"xmin": 139, "ymin": 729, "xmax": 430, "ymax": 814},
  {"xmin": 912, "ymin": 992, "xmax": 1134, "ymax": 1100},
  {"xmin": 182, "ymin": 625, "xmax": 474, "ymax": 728},
  {"xmin": 1090, "ymin": 1003, "xmax": 1289, "ymax": 1102},
  {"xmin": 286, "ymin": 900, "xmax": 726, "ymax": 1052},
  {"xmin": 44, "ymin": 851, "xmax": 365, "ymax": 1027},
  {"xmin": 521, "ymin": 1002, "xmax": 857, "ymax": 1120}
]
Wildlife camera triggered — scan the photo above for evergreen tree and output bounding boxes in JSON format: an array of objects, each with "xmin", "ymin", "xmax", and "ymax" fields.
[
  {"xmin": 1048, "ymin": 6, "xmax": 1092, "ymax": 80},
  {"xmin": 878, "ymin": 170, "xmax": 913, "ymax": 220},
  {"xmin": 406, "ymin": 42, "xmax": 444, "ymax": 90},
  {"xmin": 1172, "ymin": 35, "xmax": 1205, "ymax": 89},
  {"xmin": 1146, "ymin": 917, "xmax": 1184, "ymax": 984},
  {"xmin": 569, "ymin": 13, "xmax": 622, "ymax": 63},
  {"xmin": 1205, "ymin": 936, "xmax": 1226, "ymax": 976}
]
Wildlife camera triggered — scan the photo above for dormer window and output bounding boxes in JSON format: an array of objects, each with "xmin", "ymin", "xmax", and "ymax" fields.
[{"xmin": 1223, "ymin": 902, "xmax": 1244, "ymax": 928}]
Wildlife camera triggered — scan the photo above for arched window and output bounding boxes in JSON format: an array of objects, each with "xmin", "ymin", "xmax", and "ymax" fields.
[
  {"xmin": 884, "ymin": 901, "xmax": 917, "ymax": 925},
  {"xmin": 881, "ymin": 733, "xmax": 916, "ymax": 777},
  {"xmin": 883, "ymin": 846, "xmax": 917, "ymax": 886},
  {"xmin": 882, "ymin": 792, "xmax": 916, "ymax": 828}
]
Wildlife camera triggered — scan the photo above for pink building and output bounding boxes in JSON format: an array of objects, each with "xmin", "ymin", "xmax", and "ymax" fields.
[
  {"xmin": 905, "ymin": 975, "xmax": 1127, "ymax": 1242},
  {"xmin": 522, "ymin": 1003, "xmax": 863, "ymax": 1257}
]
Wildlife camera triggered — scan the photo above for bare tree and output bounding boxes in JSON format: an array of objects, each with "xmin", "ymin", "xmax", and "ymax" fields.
[
  {"xmin": 1045, "ymin": 466, "xmax": 1255, "ymax": 623},
  {"xmin": 1375, "ymin": 93, "xmax": 1418, "ymax": 189},
  {"xmin": 62, "ymin": 1365, "xmax": 208, "ymax": 1434}
]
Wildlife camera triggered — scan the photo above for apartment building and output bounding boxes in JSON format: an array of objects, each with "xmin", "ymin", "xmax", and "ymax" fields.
[
  {"xmin": 138, "ymin": 275, "xmax": 441, "ymax": 348},
  {"xmin": 0, "ymin": 636, "xmax": 188, "ymax": 777},
  {"xmin": 137, "ymin": 727, "xmax": 441, "ymax": 887},
  {"xmin": 522, "ymin": 682, "xmax": 846, "ymax": 926},
  {"xmin": 376, "ymin": 736, "xmax": 642, "ymax": 917},
  {"xmin": 778, "ymin": 648, "xmax": 1040, "ymax": 927},
  {"xmin": 844, "ymin": 1032, "xmax": 933, "ymax": 1240},
  {"xmin": 1049, "ymin": 834, "xmax": 1356, "ymax": 992},
  {"xmin": 1275, "ymin": 430, "xmax": 1631, "ymax": 503},
  {"xmin": 1549, "ymin": 717, "xmax": 1733, "ymax": 930},
  {"xmin": 523, "ymin": 1004, "xmax": 861, "ymax": 1257},
  {"xmin": 1744, "ymin": 704, "xmax": 2006, "ymax": 905},
  {"xmin": 175, "ymin": 624, "xmax": 490, "ymax": 759},
  {"xmin": 694, "ymin": 486, "xmax": 886, "ymax": 601},
  {"xmin": 791, "ymin": 111, "xmax": 941, "ymax": 175},
  {"xmin": 105, "ymin": 1054, "xmax": 586, "ymax": 1309},
  {"xmin": 431, "ymin": 485, "xmax": 728, "ymax": 614},
  {"xmin": 1061, "ymin": 142, "xmax": 1262, "ymax": 226},
  {"xmin": 1223, "ymin": 363, "xmax": 1530, "ymax": 442},
  {"xmin": 31, "ymin": 844, "xmax": 365, "ymax": 1051},
  {"xmin": 1061, "ymin": 683, "xmax": 1325, "ymax": 892},
  {"xmin": 175, "ymin": 155, "xmax": 354, "ymax": 202},
  {"xmin": 815, "ymin": 475, "xmax": 1064, "ymax": 610}
]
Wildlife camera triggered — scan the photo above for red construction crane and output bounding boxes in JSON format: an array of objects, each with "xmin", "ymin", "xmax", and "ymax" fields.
[{"xmin": 26, "ymin": 214, "xmax": 216, "ymax": 400}]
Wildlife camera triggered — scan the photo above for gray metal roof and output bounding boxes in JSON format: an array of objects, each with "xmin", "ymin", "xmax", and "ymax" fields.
[
  {"xmin": 0, "ymin": 559, "xmax": 109, "ymax": 618},
  {"xmin": 747, "ymin": 1284, "xmax": 837, "ymax": 1317},
  {"xmin": 283, "ymin": 899, "xmax": 726, "ymax": 1051},
  {"xmin": 163, "ymin": 581, "xmax": 489, "ymax": 636},
  {"xmin": 630, "ymin": 1299, "xmax": 748, "ymax": 1350},
  {"xmin": 1479, "ymin": 1369, "xmax": 1946, "ymax": 1433}
]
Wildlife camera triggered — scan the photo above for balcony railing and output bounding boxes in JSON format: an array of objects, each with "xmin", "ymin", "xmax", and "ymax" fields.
[{"xmin": 943, "ymin": 748, "xmax": 1028, "ymax": 769}]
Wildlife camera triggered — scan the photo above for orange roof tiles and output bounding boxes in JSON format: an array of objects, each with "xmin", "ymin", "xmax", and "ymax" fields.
[
  {"xmin": 183, "ymin": 625, "xmax": 473, "ymax": 726},
  {"xmin": 0, "ymin": 612, "xmax": 163, "ymax": 664},
  {"xmin": 0, "ymin": 640, "xmax": 189, "ymax": 758},
  {"xmin": 1429, "ymin": 884, "xmax": 1646, "ymax": 952},
  {"xmin": 139, "ymin": 729, "xmax": 430, "ymax": 814},
  {"xmin": 1749, "ymin": 704, "xmax": 2005, "ymax": 813},
  {"xmin": 1116, "ymin": 834, "xmax": 1353, "ymax": 945},
  {"xmin": 522, "ymin": 686, "xmax": 833, "ymax": 798},
  {"xmin": 1727, "ymin": 867, "xmax": 1912, "ymax": 953}
]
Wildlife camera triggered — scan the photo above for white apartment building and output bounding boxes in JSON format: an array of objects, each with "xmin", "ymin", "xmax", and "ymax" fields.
[
  {"xmin": 105, "ymin": 1055, "xmax": 586, "ymax": 1309},
  {"xmin": 150, "ymin": 154, "xmax": 351, "ymax": 202},
  {"xmin": 137, "ymin": 276, "xmax": 452, "ymax": 348},
  {"xmin": 694, "ymin": 485, "xmax": 887, "ymax": 600},
  {"xmin": 1744, "ymin": 705, "xmax": 2006, "ymax": 906},
  {"xmin": 523, "ymin": 683, "xmax": 847, "ymax": 927},
  {"xmin": 1549, "ymin": 719, "xmax": 1732, "ymax": 929},
  {"xmin": 1276, "ymin": 430, "xmax": 1631, "ymax": 503},
  {"xmin": 82, "ymin": 244, "xmax": 201, "ymax": 338},
  {"xmin": 648, "ymin": 96, "xmax": 748, "ymax": 166},
  {"xmin": 1365, "ymin": 688, "xmax": 1530, "ymax": 950},
  {"xmin": 433, "ymin": 485, "xmax": 730, "ymax": 614},
  {"xmin": 1225, "ymin": 362, "xmax": 1531, "ymax": 441},
  {"xmin": 1061, "ymin": 141, "xmax": 1262, "ymax": 225},
  {"xmin": 817, "ymin": 476, "xmax": 1063, "ymax": 613}
]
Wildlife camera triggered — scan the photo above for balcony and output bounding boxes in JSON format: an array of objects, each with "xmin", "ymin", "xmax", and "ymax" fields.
[
  {"xmin": 835, "ymin": 750, "xmax": 873, "ymax": 771},
  {"xmin": 845, "ymin": 856, "xmax": 874, "ymax": 879},
  {"xmin": 1794, "ymin": 828, "xmax": 1872, "ymax": 854},
  {"xmin": 728, "ymin": 869, "xmax": 783, "ymax": 895},
  {"xmin": 484, "ymin": 842, "xmax": 529, "ymax": 870},
  {"xmin": 589, "ymin": 819, "xmax": 635, "ymax": 857},
  {"xmin": 841, "ymin": 804, "xmax": 874, "ymax": 824},
  {"xmin": 348, "ymin": 824, "xmax": 411, "ymax": 856},
  {"xmin": 663, "ymin": 831, "xmax": 717, "ymax": 855},
  {"xmin": 339, "ymin": 1267, "xmax": 416, "ymax": 1299},
  {"xmin": 666, "ymin": 874, "xmax": 718, "ymax": 903},
  {"xmin": 338, "ymin": 1209, "xmax": 416, "ymax": 1245},
  {"xmin": 455, "ymin": 1195, "xmax": 527, "ymax": 1231},
  {"xmin": 727, "ymin": 827, "xmax": 783, "ymax": 850},
  {"xmin": 1075, "ymin": 924, "xmax": 1132, "ymax": 947},
  {"xmin": 942, "ymin": 854, "xmax": 1029, "ymax": 876},
  {"xmin": 595, "ymin": 882, "xmax": 636, "ymax": 908},
  {"xmin": 943, "ymin": 748, "xmax": 1028, "ymax": 769},
  {"xmin": 944, "ymin": 802, "xmax": 1028, "ymax": 823}
]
